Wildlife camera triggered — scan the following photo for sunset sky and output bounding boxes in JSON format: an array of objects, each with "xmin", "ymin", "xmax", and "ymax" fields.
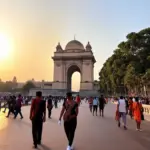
[{"xmin": 0, "ymin": 0, "xmax": 150, "ymax": 91}]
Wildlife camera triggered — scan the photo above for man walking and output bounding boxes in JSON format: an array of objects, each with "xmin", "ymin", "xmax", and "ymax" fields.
[
  {"xmin": 30, "ymin": 91, "xmax": 46, "ymax": 149},
  {"xmin": 47, "ymin": 95, "xmax": 53, "ymax": 119},
  {"xmin": 14, "ymin": 94, "xmax": 23, "ymax": 119},
  {"xmin": 6, "ymin": 96, "xmax": 16, "ymax": 118},
  {"xmin": 99, "ymin": 95, "xmax": 106, "ymax": 117},
  {"xmin": 117, "ymin": 96, "xmax": 128, "ymax": 130}
]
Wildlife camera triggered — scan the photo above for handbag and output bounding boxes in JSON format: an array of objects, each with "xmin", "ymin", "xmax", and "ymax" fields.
[{"xmin": 141, "ymin": 107, "xmax": 144, "ymax": 121}]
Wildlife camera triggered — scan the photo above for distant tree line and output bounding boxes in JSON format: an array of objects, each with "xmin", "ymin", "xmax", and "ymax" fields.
[
  {"xmin": 99, "ymin": 27, "xmax": 150, "ymax": 96},
  {"xmin": 0, "ymin": 81, "xmax": 36, "ymax": 93}
]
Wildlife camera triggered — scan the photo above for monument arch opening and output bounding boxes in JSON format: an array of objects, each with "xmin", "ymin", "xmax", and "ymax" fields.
[
  {"xmin": 72, "ymin": 72, "xmax": 81, "ymax": 92},
  {"xmin": 67, "ymin": 65, "xmax": 81, "ymax": 92}
]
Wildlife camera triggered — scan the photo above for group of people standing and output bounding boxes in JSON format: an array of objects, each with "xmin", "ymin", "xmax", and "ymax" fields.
[
  {"xmin": 116, "ymin": 96, "xmax": 144, "ymax": 131},
  {"xmin": 88, "ymin": 95, "xmax": 106, "ymax": 116}
]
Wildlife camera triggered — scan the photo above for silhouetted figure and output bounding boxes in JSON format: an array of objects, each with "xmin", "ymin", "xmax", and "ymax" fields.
[
  {"xmin": 54, "ymin": 99, "xmax": 58, "ymax": 108},
  {"xmin": 14, "ymin": 94, "xmax": 23, "ymax": 119},
  {"xmin": 99, "ymin": 95, "xmax": 106, "ymax": 117},
  {"xmin": 47, "ymin": 95, "xmax": 53, "ymax": 118},
  {"xmin": 6, "ymin": 96, "xmax": 16, "ymax": 118}
]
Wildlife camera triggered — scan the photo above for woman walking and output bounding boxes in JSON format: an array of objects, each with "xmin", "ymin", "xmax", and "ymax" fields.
[
  {"xmin": 59, "ymin": 92, "xmax": 78, "ymax": 150},
  {"xmin": 133, "ymin": 97, "xmax": 143, "ymax": 131}
]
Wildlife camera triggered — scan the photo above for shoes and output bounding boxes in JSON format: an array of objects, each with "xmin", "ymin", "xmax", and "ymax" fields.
[
  {"xmin": 66, "ymin": 146, "xmax": 71, "ymax": 150},
  {"xmin": 37, "ymin": 141, "xmax": 41, "ymax": 145},
  {"xmin": 20, "ymin": 117, "xmax": 23, "ymax": 119},
  {"xmin": 118, "ymin": 122, "xmax": 120, "ymax": 127},
  {"xmin": 124, "ymin": 126, "xmax": 127, "ymax": 130},
  {"xmin": 33, "ymin": 145, "xmax": 37, "ymax": 149},
  {"xmin": 71, "ymin": 145, "xmax": 74, "ymax": 150},
  {"xmin": 136, "ymin": 128, "xmax": 142, "ymax": 132}
]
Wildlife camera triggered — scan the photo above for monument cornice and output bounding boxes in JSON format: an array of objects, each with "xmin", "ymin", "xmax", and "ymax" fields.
[{"xmin": 52, "ymin": 56, "xmax": 96, "ymax": 63}]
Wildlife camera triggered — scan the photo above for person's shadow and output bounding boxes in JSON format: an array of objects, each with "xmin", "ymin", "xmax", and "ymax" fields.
[{"xmin": 38, "ymin": 144, "xmax": 51, "ymax": 150}]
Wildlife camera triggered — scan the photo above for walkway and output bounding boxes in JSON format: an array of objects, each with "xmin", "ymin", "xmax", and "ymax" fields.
[{"xmin": 0, "ymin": 102, "xmax": 150, "ymax": 150}]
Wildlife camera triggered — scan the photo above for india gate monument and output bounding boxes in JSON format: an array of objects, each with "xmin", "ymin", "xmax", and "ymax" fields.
[{"xmin": 29, "ymin": 40, "xmax": 99, "ymax": 96}]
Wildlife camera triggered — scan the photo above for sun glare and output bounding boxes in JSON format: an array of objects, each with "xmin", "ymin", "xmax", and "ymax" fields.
[{"xmin": 0, "ymin": 33, "xmax": 12, "ymax": 60}]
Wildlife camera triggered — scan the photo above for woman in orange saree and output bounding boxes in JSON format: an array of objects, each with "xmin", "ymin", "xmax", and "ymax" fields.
[{"xmin": 133, "ymin": 97, "xmax": 142, "ymax": 131}]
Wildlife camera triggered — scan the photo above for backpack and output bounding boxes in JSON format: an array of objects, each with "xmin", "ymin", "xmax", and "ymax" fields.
[{"xmin": 63, "ymin": 100, "xmax": 78, "ymax": 122}]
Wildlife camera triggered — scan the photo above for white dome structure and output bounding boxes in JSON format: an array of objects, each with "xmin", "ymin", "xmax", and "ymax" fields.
[{"xmin": 65, "ymin": 40, "xmax": 85, "ymax": 51}]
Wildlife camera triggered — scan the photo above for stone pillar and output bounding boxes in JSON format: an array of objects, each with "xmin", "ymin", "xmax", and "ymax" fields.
[
  {"xmin": 52, "ymin": 60, "xmax": 64, "ymax": 89},
  {"xmin": 80, "ymin": 60, "xmax": 93, "ymax": 90}
]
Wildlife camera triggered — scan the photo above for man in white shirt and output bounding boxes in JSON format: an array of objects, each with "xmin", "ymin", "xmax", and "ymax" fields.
[{"xmin": 117, "ymin": 96, "xmax": 128, "ymax": 130}]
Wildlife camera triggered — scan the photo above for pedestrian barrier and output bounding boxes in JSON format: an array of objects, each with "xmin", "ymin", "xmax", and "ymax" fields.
[{"xmin": 143, "ymin": 105, "xmax": 150, "ymax": 115}]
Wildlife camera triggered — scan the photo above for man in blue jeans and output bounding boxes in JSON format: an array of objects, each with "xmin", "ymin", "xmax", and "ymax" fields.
[{"xmin": 117, "ymin": 96, "xmax": 128, "ymax": 130}]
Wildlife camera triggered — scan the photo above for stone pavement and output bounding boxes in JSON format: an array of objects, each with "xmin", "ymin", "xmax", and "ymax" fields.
[{"xmin": 0, "ymin": 102, "xmax": 150, "ymax": 150}]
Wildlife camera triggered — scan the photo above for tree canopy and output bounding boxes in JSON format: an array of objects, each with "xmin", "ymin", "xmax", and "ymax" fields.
[
  {"xmin": 22, "ymin": 81, "xmax": 36, "ymax": 92},
  {"xmin": 99, "ymin": 27, "xmax": 150, "ymax": 96}
]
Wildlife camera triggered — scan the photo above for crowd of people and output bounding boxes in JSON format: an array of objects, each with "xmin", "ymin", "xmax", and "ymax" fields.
[
  {"xmin": 0, "ymin": 94, "xmax": 23, "ymax": 119},
  {"xmin": 115, "ymin": 96, "xmax": 144, "ymax": 131},
  {"xmin": 87, "ymin": 95, "xmax": 107, "ymax": 116},
  {"xmin": 0, "ymin": 93, "xmax": 147, "ymax": 150},
  {"xmin": 111, "ymin": 96, "xmax": 150, "ymax": 105},
  {"xmin": 0, "ymin": 93, "xmax": 81, "ymax": 150}
]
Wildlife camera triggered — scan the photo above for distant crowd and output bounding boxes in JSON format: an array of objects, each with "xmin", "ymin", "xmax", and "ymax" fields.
[{"xmin": 111, "ymin": 97, "xmax": 150, "ymax": 105}]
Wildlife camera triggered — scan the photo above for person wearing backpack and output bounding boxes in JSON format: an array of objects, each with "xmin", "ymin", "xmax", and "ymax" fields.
[
  {"xmin": 30, "ymin": 91, "xmax": 46, "ymax": 149},
  {"xmin": 59, "ymin": 92, "xmax": 79, "ymax": 150},
  {"xmin": 117, "ymin": 96, "xmax": 128, "ymax": 130}
]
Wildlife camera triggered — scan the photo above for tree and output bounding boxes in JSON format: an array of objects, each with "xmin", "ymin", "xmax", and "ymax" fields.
[
  {"xmin": 0, "ymin": 81, "xmax": 14, "ymax": 92},
  {"xmin": 22, "ymin": 81, "xmax": 36, "ymax": 92},
  {"xmin": 99, "ymin": 27, "xmax": 150, "ymax": 96}
]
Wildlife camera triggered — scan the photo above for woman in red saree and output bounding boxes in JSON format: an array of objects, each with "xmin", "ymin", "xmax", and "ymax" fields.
[{"xmin": 133, "ymin": 97, "xmax": 142, "ymax": 131}]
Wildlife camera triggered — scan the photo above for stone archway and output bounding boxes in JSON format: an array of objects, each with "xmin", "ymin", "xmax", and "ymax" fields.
[
  {"xmin": 67, "ymin": 65, "xmax": 81, "ymax": 91},
  {"xmin": 52, "ymin": 40, "xmax": 96, "ymax": 92}
]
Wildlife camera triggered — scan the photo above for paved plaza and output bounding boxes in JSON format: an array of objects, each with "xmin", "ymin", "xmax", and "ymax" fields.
[{"xmin": 0, "ymin": 102, "xmax": 150, "ymax": 150}]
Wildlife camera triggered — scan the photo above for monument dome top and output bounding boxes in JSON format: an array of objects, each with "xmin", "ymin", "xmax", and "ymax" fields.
[{"xmin": 65, "ymin": 40, "xmax": 84, "ymax": 51}]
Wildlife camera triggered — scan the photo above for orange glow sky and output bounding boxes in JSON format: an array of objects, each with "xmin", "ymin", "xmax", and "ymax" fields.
[{"xmin": 0, "ymin": 0, "xmax": 149, "ymax": 91}]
